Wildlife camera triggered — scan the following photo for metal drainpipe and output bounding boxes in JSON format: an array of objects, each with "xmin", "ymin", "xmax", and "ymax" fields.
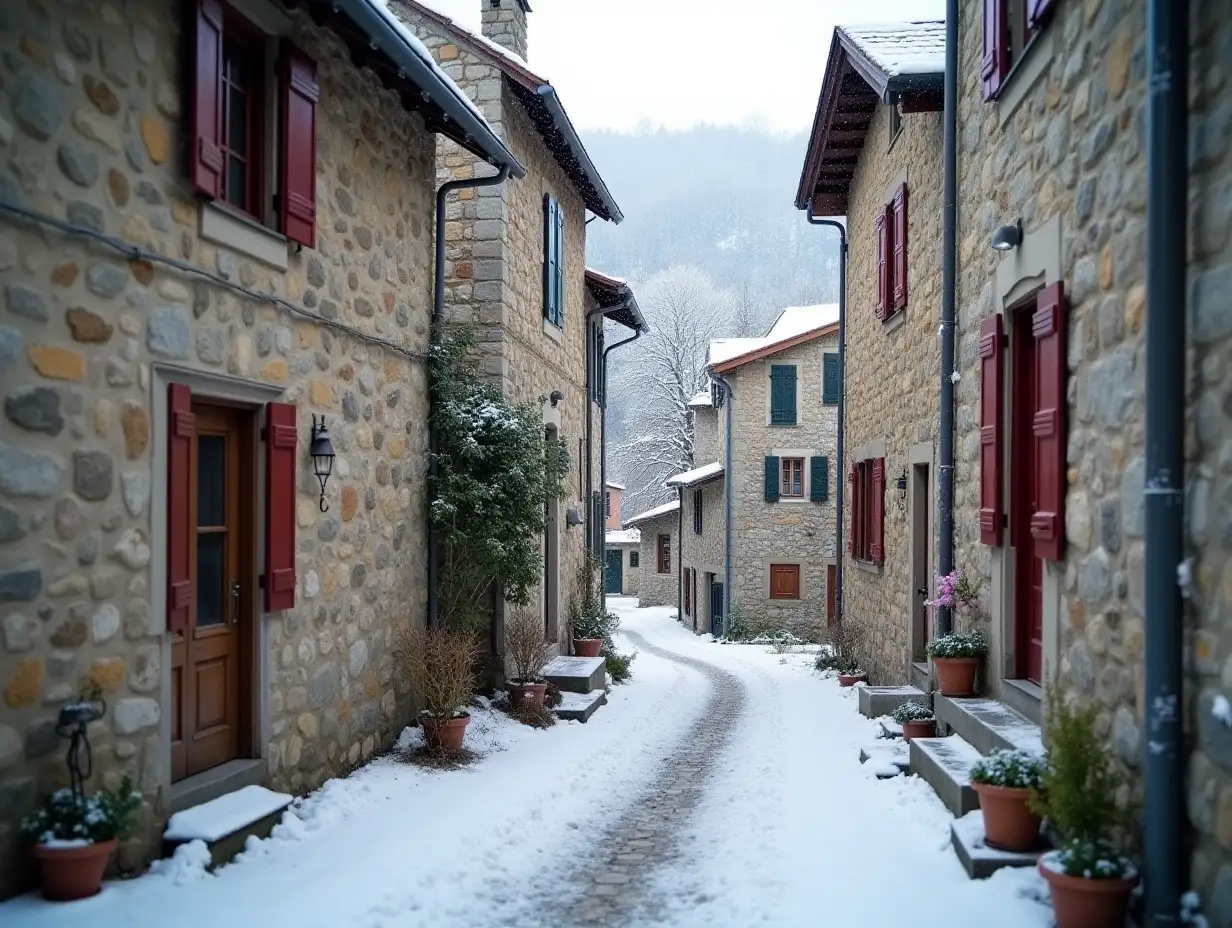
[
  {"xmin": 428, "ymin": 165, "xmax": 511, "ymax": 629},
  {"xmin": 1143, "ymin": 0, "xmax": 1187, "ymax": 923},
  {"xmin": 600, "ymin": 320, "xmax": 642, "ymax": 581},
  {"xmin": 804, "ymin": 215, "xmax": 846, "ymax": 624},
  {"xmin": 677, "ymin": 486, "xmax": 684, "ymax": 623},
  {"xmin": 711, "ymin": 372, "xmax": 735, "ymax": 635},
  {"xmin": 937, "ymin": 0, "xmax": 958, "ymax": 637},
  {"xmin": 584, "ymin": 305, "xmax": 609, "ymax": 584}
]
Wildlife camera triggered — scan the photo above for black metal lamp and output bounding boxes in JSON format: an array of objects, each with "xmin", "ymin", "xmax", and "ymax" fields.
[
  {"xmin": 897, "ymin": 469, "xmax": 908, "ymax": 511},
  {"xmin": 991, "ymin": 219, "xmax": 1023, "ymax": 252},
  {"xmin": 310, "ymin": 416, "xmax": 336, "ymax": 513},
  {"xmin": 550, "ymin": 390, "xmax": 564, "ymax": 407},
  {"xmin": 56, "ymin": 695, "xmax": 104, "ymax": 810}
]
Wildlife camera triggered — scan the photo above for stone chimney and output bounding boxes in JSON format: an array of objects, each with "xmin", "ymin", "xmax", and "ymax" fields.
[{"xmin": 480, "ymin": 0, "xmax": 529, "ymax": 61}]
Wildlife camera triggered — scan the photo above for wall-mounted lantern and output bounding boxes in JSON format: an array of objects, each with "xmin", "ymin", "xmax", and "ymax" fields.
[
  {"xmin": 550, "ymin": 390, "xmax": 564, "ymax": 408},
  {"xmin": 991, "ymin": 219, "xmax": 1023, "ymax": 252},
  {"xmin": 310, "ymin": 416, "xmax": 336, "ymax": 513},
  {"xmin": 896, "ymin": 469, "xmax": 908, "ymax": 512},
  {"xmin": 565, "ymin": 504, "xmax": 584, "ymax": 527}
]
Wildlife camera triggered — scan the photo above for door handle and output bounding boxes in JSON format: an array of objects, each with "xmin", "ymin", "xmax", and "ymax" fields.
[
  {"xmin": 916, "ymin": 588, "xmax": 928, "ymax": 596},
  {"xmin": 230, "ymin": 580, "xmax": 241, "ymax": 624}
]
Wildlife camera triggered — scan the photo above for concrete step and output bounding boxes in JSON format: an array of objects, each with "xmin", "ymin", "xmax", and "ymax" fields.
[
  {"xmin": 858, "ymin": 685, "xmax": 929, "ymax": 719},
  {"xmin": 555, "ymin": 689, "xmax": 606, "ymax": 722},
  {"xmin": 544, "ymin": 656, "xmax": 606, "ymax": 694},
  {"xmin": 934, "ymin": 696, "xmax": 1044, "ymax": 757},
  {"xmin": 909, "ymin": 735, "xmax": 981, "ymax": 818},
  {"xmin": 950, "ymin": 811, "xmax": 1045, "ymax": 879},
  {"xmin": 878, "ymin": 718, "xmax": 903, "ymax": 740},
  {"xmin": 860, "ymin": 744, "xmax": 909, "ymax": 778},
  {"xmin": 162, "ymin": 784, "xmax": 291, "ymax": 868}
]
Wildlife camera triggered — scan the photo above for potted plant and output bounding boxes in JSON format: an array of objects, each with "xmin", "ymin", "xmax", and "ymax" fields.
[
  {"xmin": 23, "ymin": 777, "xmax": 142, "ymax": 900},
  {"xmin": 836, "ymin": 656, "xmax": 868, "ymax": 687},
  {"xmin": 891, "ymin": 700, "xmax": 936, "ymax": 741},
  {"xmin": 505, "ymin": 607, "xmax": 553, "ymax": 710},
  {"xmin": 926, "ymin": 630, "xmax": 987, "ymax": 696},
  {"xmin": 969, "ymin": 748, "xmax": 1048, "ymax": 851},
  {"xmin": 398, "ymin": 626, "xmax": 481, "ymax": 752},
  {"xmin": 1030, "ymin": 686, "xmax": 1136, "ymax": 928},
  {"xmin": 568, "ymin": 558, "xmax": 618, "ymax": 657}
]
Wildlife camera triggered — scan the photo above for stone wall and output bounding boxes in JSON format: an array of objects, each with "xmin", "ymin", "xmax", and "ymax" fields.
[
  {"xmin": 692, "ymin": 400, "xmax": 721, "ymax": 466},
  {"xmin": 728, "ymin": 336, "xmax": 837, "ymax": 633},
  {"xmin": 680, "ymin": 481, "xmax": 724, "ymax": 635},
  {"xmin": 636, "ymin": 514, "xmax": 678, "ymax": 609},
  {"xmin": 0, "ymin": 0, "xmax": 435, "ymax": 895},
  {"xmin": 841, "ymin": 99, "xmax": 943, "ymax": 684}
]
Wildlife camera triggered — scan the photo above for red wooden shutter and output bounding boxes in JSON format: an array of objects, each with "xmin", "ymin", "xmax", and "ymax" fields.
[
  {"xmin": 978, "ymin": 314, "xmax": 1004, "ymax": 546},
  {"xmin": 848, "ymin": 465, "xmax": 858, "ymax": 555},
  {"xmin": 167, "ymin": 384, "xmax": 195, "ymax": 635},
  {"xmin": 874, "ymin": 210, "xmax": 888, "ymax": 319},
  {"xmin": 981, "ymin": 0, "xmax": 1009, "ymax": 100},
  {"xmin": 1026, "ymin": 0, "xmax": 1057, "ymax": 31},
  {"xmin": 1030, "ymin": 282, "xmax": 1067, "ymax": 562},
  {"xmin": 280, "ymin": 43, "xmax": 319, "ymax": 249},
  {"xmin": 190, "ymin": 0, "xmax": 225, "ymax": 197},
  {"xmin": 892, "ymin": 183, "xmax": 908, "ymax": 310},
  {"xmin": 265, "ymin": 402, "xmax": 298, "ymax": 611},
  {"xmin": 870, "ymin": 458, "xmax": 886, "ymax": 565}
]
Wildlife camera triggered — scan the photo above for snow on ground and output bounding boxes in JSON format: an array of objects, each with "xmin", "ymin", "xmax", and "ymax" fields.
[{"xmin": 4, "ymin": 598, "xmax": 1052, "ymax": 927}]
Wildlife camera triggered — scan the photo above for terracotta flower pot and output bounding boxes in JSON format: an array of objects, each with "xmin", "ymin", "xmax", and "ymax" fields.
[
  {"xmin": 1039, "ymin": 855, "xmax": 1136, "ymax": 928},
  {"xmin": 420, "ymin": 712, "xmax": 470, "ymax": 752},
  {"xmin": 838, "ymin": 672, "xmax": 867, "ymax": 687},
  {"xmin": 972, "ymin": 782, "xmax": 1041, "ymax": 851},
  {"xmin": 507, "ymin": 682, "xmax": 547, "ymax": 710},
  {"xmin": 31, "ymin": 838, "xmax": 117, "ymax": 901},
  {"xmin": 933, "ymin": 657, "xmax": 980, "ymax": 696},
  {"xmin": 901, "ymin": 719, "xmax": 936, "ymax": 742},
  {"xmin": 573, "ymin": 638, "xmax": 602, "ymax": 657}
]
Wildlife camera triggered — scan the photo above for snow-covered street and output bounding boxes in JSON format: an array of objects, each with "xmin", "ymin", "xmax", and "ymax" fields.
[{"xmin": 4, "ymin": 599, "xmax": 1054, "ymax": 927}]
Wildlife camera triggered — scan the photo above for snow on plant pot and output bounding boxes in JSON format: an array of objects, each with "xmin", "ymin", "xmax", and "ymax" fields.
[
  {"xmin": 969, "ymin": 749, "xmax": 1047, "ymax": 851},
  {"xmin": 836, "ymin": 658, "xmax": 867, "ymax": 687},
  {"xmin": 925, "ymin": 631, "xmax": 987, "ymax": 696},
  {"xmin": 890, "ymin": 700, "xmax": 936, "ymax": 741},
  {"xmin": 397, "ymin": 626, "xmax": 481, "ymax": 753},
  {"xmin": 504, "ymin": 607, "xmax": 553, "ymax": 710},
  {"xmin": 1038, "ymin": 839, "xmax": 1137, "ymax": 928},
  {"xmin": 22, "ymin": 777, "xmax": 142, "ymax": 901}
]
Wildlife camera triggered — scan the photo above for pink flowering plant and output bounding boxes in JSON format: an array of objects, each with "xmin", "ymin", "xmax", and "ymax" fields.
[{"xmin": 924, "ymin": 568, "xmax": 981, "ymax": 613}]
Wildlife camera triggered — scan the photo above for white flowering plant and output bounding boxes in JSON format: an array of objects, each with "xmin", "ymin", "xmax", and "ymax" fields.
[
  {"xmin": 1050, "ymin": 838, "xmax": 1136, "ymax": 880},
  {"xmin": 926, "ymin": 630, "xmax": 989, "ymax": 659},
  {"xmin": 890, "ymin": 700, "xmax": 934, "ymax": 724},
  {"xmin": 970, "ymin": 748, "xmax": 1048, "ymax": 790},
  {"xmin": 22, "ymin": 778, "xmax": 142, "ymax": 846}
]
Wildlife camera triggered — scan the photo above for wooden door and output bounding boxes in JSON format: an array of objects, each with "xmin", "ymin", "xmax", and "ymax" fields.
[
  {"xmin": 605, "ymin": 549, "xmax": 623, "ymax": 594},
  {"xmin": 1012, "ymin": 313, "xmax": 1044, "ymax": 684},
  {"xmin": 171, "ymin": 403, "xmax": 255, "ymax": 781}
]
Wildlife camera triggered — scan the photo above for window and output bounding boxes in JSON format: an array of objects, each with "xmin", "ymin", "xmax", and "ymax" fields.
[
  {"xmin": 875, "ymin": 183, "xmax": 909, "ymax": 319},
  {"xmin": 543, "ymin": 194, "xmax": 565, "ymax": 327},
  {"xmin": 849, "ymin": 457, "xmax": 885, "ymax": 565},
  {"xmin": 605, "ymin": 491, "xmax": 611, "ymax": 518},
  {"xmin": 982, "ymin": 0, "xmax": 1058, "ymax": 99},
  {"xmin": 769, "ymin": 364, "xmax": 797, "ymax": 425},
  {"xmin": 629, "ymin": 550, "xmax": 639, "ymax": 568},
  {"xmin": 692, "ymin": 489, "xmax": 703, "ymax": 533},
  {"xmin": 822, "ymin": 353, "xmax": 840, "ymax": 405},
  {"xmin": 190, "ymin": 0, "xmax": 318, "ymax": 247},
  {"xmin": 657, "ymin": 535, "xmax": 671, "ymax": 574},
  {"xmin": 770, "ymin": 564, "xmax": 801, "ymax": 600},
  {"xmin": 780, "ymin": 458, "xmax": 804, "ymax": 499}
]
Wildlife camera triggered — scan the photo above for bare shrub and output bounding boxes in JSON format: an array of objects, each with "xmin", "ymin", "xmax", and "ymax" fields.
[
  {"xmin": 395, "ymin": 626, "xmax": 482, "ymax": 719},
  {"xmin": 818, "ymin": 621, "xmax": 869, "ymax": 674},
  {"xmin": 508, "ymin": 702, "xmax": 556, "ymax": 729},
  {"xmin": 505, "ymin": 607, "xmax": 553, "ymax": 683}
]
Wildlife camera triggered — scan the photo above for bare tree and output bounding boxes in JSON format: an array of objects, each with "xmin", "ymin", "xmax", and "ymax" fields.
[{"xmin": 609, "ymin": 266, "xmax": 734, "ymax": 513}]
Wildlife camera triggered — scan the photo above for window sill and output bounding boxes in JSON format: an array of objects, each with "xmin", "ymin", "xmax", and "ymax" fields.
[
  {"xmin": 852, "ymin": 559, "xmax": 884, "ymax": 576},
  {"xmin": 882, "ymin": 310, "xmax": 906, "ymax": 333},
  {"xmin": 995, "ymin": 30, "xmax": 1054, "ymax": 122},
  {"xmin": 200, "ymin": 200, "xmax": 290, "ymax": 271},
  {"xmin": 776, "ymin": 497, "xmax": 808, "ymax": 504},
  {"xmin": 768, "ymin": 422, "xmax": 799, "ymax": 428},
  {"xmin": 542, "ymin": 318, "xmax": 564, "ymax": 343}
]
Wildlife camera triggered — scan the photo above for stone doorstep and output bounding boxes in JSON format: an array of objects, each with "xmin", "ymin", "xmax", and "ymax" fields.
[
  {"xmin": 878, "ymin": 718, "xmax": 903, "ymax": 740},
  {"xmin": 950, "ymin": 811, "xmax": 1046, "ymax": 880},
  {"xmin": 162, "ymin": 785, "xmax": 292, "ymax": 870},
  {"xmin": 857, "ymin": 684, "xmax": 929, "ymax": 719},
  {"xmin": 908, "ymin": 735, "xmax": 982, "ymax": 818},
  {"xmin": 544, "ymin": 656, "xmax": 606, "ymax": 694},
  {"xmin": 933, "ymin": 695, "xmax": 1044, "ymax": 757},
  {"xmin": 555, "ymin": 689, "xmax": 606, "ymax": 723},
  {"xmin": 859, "ymin": 744, "xmax": 909, "ymax": 779}
]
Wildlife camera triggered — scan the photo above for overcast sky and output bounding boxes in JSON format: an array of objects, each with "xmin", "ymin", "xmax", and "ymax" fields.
[{"xmin": 421, "ymin": 0, "xmax": 944, "ymax": 134}]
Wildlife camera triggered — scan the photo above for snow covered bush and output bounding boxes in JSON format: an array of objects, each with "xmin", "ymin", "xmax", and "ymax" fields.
[
  {"xmin": 505, "ymin": 607, "xmax": 553, "ymax": 684},
  {"xmin": 926, "ymin": 630, "xmax": 988, "ymax": 659},
  {"xmin": 813, "ymin": 648, "xmax": 839, "ymax": 673},
  {"xmin": 605, "ymin": 650, "xmax": 635, "ymax": 684},
  {"xmin": 890, "ymin": 700, "xmax": 934, "ymax": 724},
  {"xmin": 567, "ymin": 555, "xmax": 619, "ymax": 645},
  {"xmin": 396, "ymin": 626, "xmax": 481, "ymax": 720},
  {"xmin": 1049, "ymin": 838, "xmax": 1135, "ymax": 880},
  {"xmin": 969, "ymin": 749, "xmax": 1048, "ymax": 790},
  {"xmin": 22, "ymin": 778, "xmax": 141, "ymax": 846}
]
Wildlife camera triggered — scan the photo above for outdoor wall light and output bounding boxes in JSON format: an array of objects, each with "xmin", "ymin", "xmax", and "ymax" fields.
[
  {"xmin": 991, "ymin": 219, "xmax": 1023, "ymax": 252},
  {"xmin": 310, "ymin": 416, "xmax": 336, "ymax": 513},
  {"xmin": 550, "ymin": 390, "xmax": 564, "ymax": 407},
  {"xmin": 897, "ymin": 469, "xmax": 908, "ymax": 511},
  {"xmin": 565, "ymin": 504, "xmax": 584, "ymax": 526}
]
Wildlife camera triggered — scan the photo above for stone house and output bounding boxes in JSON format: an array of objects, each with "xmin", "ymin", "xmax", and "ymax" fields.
[
  {"xmin": 0, "ymin": 0, "xmax": 523, "ymax": 895},
  {"xmin": 603, "ymin": 527, "xmax": 639, "ymax": 597},
  {"xmin": 624, "ymin": 500, "xmax": 679, "ymax": 610},
  {"xmin": 670, "ymin": 452, "xmax": 725, "ymax": 637},
  {"xmin": 604, "ymin": 480, "xmax": 624, "ymax": 530},
  {"xmin": 795, "ymin": 22, "xmax": 944, "ymax": 685},
  {"xmin": 389, "ymin": 1, "xmax": 643, "ymax": 665},
  {"xmin": 705, "ymin": 305, "xmax": 841, "ymax": 636}
]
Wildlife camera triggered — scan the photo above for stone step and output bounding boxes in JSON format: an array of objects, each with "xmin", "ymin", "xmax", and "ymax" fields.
[
  {"xmin": 908, "ymin": 735, "xmax": 981, "ymax": 818},
  {"xmin": 950, "ymin": 811, "xmax": 1046, "ymax": 879},
  {"xmin": 555, "ymin": 689, "xmax": 606, "ymax": 723},
  {"xmin": 878, "ymin": 718, "xmax": 903, "ymax": 740},
  {"xmin": 859, "ymin": 744, "xmax": 909, "ymax": 778},
  {"xmin": 858, "ymin": 685, "xmax": 929, "ymax": 719},
  {"xmin": 544, "ymin": 656, "xmax": 606, "ymax": 694},
  {"xmin": 934, "ymin": 696, "xmax": 1043, "ymax": 757},
  {"xmin": 162, "ymin": 785, "xmax": 292, "ymax": 869}
]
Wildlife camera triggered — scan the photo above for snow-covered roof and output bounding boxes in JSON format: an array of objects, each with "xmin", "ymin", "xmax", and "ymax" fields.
[
  {"xmin": 840, "ymin": 20, "xmax": 946, "ymax": 78},
  {"xmin": 605, "ymin": 528, "xmax": 641, "ymax": 545},
  {"xmin": 709, "ymin": 304, "xmax": 840, "ymax": 368},
  {"xmin": 605, "ymin": 480, "xmax": 626, "ymax": 490},
  {"xmin": 666, "ymin": 462, "xmax": 724, "ymax": 488},
  {"xmin": 623, "ymin": 499, "xmax": 680, "ymax": 527},
  {"xmin": 687, "ymin": 390, "xmax": 713, "ymax": 408}
]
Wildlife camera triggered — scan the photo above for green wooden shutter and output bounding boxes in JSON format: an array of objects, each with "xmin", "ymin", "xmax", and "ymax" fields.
[
  {"xmin": 764, "ymin": 455, "xmax": 780, "ymax": 502},
  {"xmin": 810, "ymin": 456, "xmax": 829, "ymax": 502},
  {"xmin": 770, "ymin": 365, "xmax": 797, "ymax": 425},
  {"xmin": 543, "ymin": 195, "xmax": 557, "ymax": 323},
  {"xmin": 553, "ymin": 201, "xmax": 565, "ymax": 326},
  {"xmin": 822, "ymin": 353, "xmax": 839, "ymax": 405}
]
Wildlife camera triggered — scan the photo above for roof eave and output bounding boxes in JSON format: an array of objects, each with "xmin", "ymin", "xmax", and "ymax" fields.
[
  {"xmin": 535, "ymin": 86, "xmax": 624, "ymax": 224},
  {"xmin": 709, "ymin": 323, "xmax": 840, "ymax": 374},
  {"xmin": 795, "ymin": 30, "xmax": 847, "ymax": 211}
]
